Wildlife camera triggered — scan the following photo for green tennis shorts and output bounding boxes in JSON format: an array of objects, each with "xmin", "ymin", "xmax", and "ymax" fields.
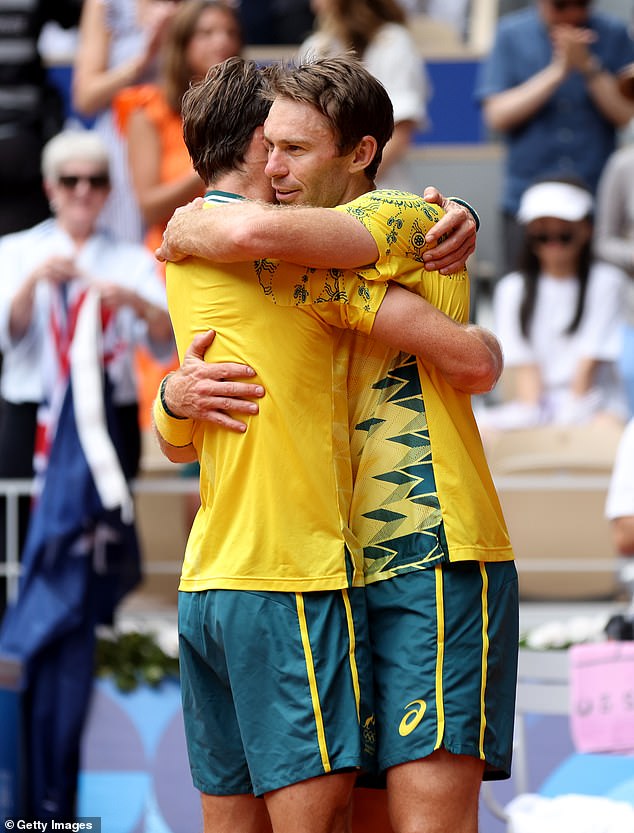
[
  {"xmin": 366, "ymin": 560, "xmax": 519, "ymax": 780},
  {"xmin": 178, "ymin": 586, "xmax": 375, "ymax": 796}
]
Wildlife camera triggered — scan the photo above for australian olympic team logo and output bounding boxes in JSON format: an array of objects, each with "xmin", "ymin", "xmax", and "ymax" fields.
[
  {"xmin": 363, "ymin": 714, "xmax": 377, "ymax": 756},
  {"xmin": 398, "ymin": 699, "xmax": 427, "ymax": 737}
]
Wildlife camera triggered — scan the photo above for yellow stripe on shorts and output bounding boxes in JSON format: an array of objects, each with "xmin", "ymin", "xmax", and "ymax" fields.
[
  {"xmin": 434, "ymin": 566, "xmax": 445, "ymax": 749},
  {"xmin": 296, "ymin": 592, "xmax": 331, "ymax": 772},
  {"xmin": 479, "ymin": 563, "xmax": 490, "ymax": 759},
  {"xmin": 341, "ymin": 589, "xmax": 361, "ymax": 721}
]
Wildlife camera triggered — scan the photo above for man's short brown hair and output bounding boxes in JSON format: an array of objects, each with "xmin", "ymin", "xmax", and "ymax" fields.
[
  {"xmin": 181, "ymin": 57, "xmax": 271, "ymax": 185},
  {"xmin": 267, "ymin": 56, "xmax": 394, "ymax": 182}
]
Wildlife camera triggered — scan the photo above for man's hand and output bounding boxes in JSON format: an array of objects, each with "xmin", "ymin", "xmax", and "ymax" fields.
[
  {"xmin": 421, "ymin": 187, "xmax": 477, "ymax": 274},
  {"xmin": 156, "ymin": 197, "xmax": 206, "ymax": 263},
  {"xmin": 163, "ymin": 329, "xmax": 265, "ymax": 432},
  {"xmin": 550, "ymin": 24, "xmax": 596, "ymax": 75}
]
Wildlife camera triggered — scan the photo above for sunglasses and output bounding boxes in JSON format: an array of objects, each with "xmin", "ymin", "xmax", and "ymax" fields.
[
  {"xmin": 529, "ymin": 231, "xmax": 576, "ymax": 245},
  {"xmin": 57, "ymin": 174, "xmax": 110, "ymax": 190},
  {"xmin": 550, "ymin": 0, "xmax": 590, "ymax": 10}
]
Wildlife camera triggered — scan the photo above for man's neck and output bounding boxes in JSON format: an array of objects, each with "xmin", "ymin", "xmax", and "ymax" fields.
[
  {"xmin": 338, "ymin": 177, "xmax": 375, "ymax": 205},
  {"xmin": 209, "ymin": 172, "xmax": 265, "ymax": 202}
]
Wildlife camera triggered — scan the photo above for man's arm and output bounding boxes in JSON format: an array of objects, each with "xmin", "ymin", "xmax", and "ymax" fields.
[
  {"xmin": 161, "ymin": 329, "xmax": 264, "ymax": 425},
  {"xmin": 612, "ymin": 516, "xmax": 634, "ymax": 556},
  {"xmin": 371, "ymin": 284, "xmax": 502, "ymax": 394},
  {"xmin": 152, "ymin": 329, "xmax": 266, "ymax": 462},
  {"xmin": 482, "ymin": 61, "xmax": 567, "ymax": 133},
  {"xmin": 158, "ymin": 283, "xmax": 503, "ymax": 445},
  {"xmin": 155, "ymin": 191, "xmax": 476, "ymax": 275}
]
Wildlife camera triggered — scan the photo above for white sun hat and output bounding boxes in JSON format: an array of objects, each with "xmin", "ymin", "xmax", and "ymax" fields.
[{"xmin": 517, "ymin": 181, "xmax": 594, "ymax": 224}]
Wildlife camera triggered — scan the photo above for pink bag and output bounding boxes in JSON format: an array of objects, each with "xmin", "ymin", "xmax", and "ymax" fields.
[{"xmin": 569, "ymin": 641, "xmax": 634, "ymax": 754}]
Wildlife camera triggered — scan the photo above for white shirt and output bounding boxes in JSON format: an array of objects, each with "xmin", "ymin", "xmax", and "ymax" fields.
[
  {"xmin": 0, "ymin": 219, "xmax": 171, "ymax": 405},
  {"xmin": 492, "ymin": 261, "xmax": 627, "ymax": 422},
  {"xmin": 606, "ymin": 417, "xmax": 634, "ymax": 520}
]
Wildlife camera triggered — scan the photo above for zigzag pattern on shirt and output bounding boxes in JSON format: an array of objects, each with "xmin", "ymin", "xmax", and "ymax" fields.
[{"xmin": 354, "ymin": 356, "xmax": 447, "ymax": 581}]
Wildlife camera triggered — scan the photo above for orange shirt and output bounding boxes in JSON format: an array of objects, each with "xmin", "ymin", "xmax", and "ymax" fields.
[{"xmin": 115, "ymin": 83, "xmax": 205, "ymax": 253}]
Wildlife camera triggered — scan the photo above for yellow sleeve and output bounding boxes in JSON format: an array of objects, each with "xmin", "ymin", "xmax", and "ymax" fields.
[
  {"xmin": 334, "ymin": 189, "xmax": 444, "ymax": 282},
  {"xmin": 152, "ymin": 381, "xmax": 195, "ymax": 448}
]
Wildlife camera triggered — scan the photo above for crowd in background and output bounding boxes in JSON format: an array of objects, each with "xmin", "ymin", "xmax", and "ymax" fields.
[
  {"xmin": 2, "ymin": 0, "xmax": 634, "ymax": 594},
  {"xmin": 3, "ymin": 2, "xmax": 634, "ymax": 572}
]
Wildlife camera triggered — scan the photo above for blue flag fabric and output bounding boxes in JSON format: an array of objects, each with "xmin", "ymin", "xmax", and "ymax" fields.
[{"xmin": 0, "ymin": 377, "xmax": 141, "ymax": 820}]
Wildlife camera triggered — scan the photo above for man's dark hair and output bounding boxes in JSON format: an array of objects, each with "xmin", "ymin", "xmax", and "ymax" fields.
[
  {"xmin": 267, "ymin": 55, "xmax": 394, "ymax": 182},
  {"xmin": 181, "ymin": 57, "xmax": 271, "ymax": 184}
]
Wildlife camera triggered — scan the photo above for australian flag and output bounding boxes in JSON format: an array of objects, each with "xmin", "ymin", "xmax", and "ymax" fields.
[{"xmin": 0, "ymin": 288, "xmax": 141, "ymax": 821}]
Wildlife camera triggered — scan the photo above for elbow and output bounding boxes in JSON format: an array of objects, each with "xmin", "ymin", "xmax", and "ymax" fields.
[
  {"xmin": 481, "ymin": 103, "xmax": 502, "ymax": 132},
  {"xmin": 140, "ymin": 206, "xmax": 163, "ymax": 227},
  {"xmin": 482, "ymin": 101, "xmax": 512, "ymax": 134},
  {"xmin": 484, "ymin": 112, "xmax": 509, "ymax": 134},
  {"xmin": 483, "ymin": 345, "xmax": 504, "ymax": 392},
  {"xmin": 72, "ymin": 82, "xmax": 98, "ymax": 118},
  {"xmin": 453, "ymin": 330, "xmax": 504, "ymax": 394},
  {"xmin": 153, "ymin": 430, "xmax": 195, "ymax": 465},
  {"xmin": 456, "ymin": 358, "xmax": 502, "ymax": 395},
  {"xmin": 615, "ymin": 111, "xmax": 634, "ymax": 128},
  {"xmin": 613, "ymin": 527, "xmax": 634, "ymax": 557}
]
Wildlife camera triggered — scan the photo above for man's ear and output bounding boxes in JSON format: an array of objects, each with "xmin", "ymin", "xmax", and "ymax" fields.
[{"xmin": 349, "ymin": 135, "xmax": 378, "ymax": 174}]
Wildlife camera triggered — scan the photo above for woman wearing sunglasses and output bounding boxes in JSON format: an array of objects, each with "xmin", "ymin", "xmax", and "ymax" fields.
[
  {"xmin": 0, "ymin": 129, "xmax": 174, "ymax": 606},
  {"xmin": 477, "ymin": 177, "xmax": 628, "ymax": 431}
]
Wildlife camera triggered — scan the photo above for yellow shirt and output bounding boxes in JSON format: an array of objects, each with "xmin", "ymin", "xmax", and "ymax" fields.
[
  {"xmin": 163, "ymin": 191, "xmax": 387, "ymax": 592},
  {"xmin": 335, "ymin": 190, "xmax": 514, "ymax": 582}
]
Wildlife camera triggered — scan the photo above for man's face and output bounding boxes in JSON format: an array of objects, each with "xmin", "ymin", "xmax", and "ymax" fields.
[
  {"xmin": 263, "ymin": 97, "xmax": 359, "ymax": 207},
  {"xmin": 244, "ymin": 125, "xmax": 277, "ymax": 203}
]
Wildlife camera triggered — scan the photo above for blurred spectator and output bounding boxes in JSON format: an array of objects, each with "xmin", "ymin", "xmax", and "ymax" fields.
[
  {"xmin": 476, "ymin": 178, "xmax": 628, "ymax": 432},
  {"xmin": 117, "ymin": 0, "xmax": 241, "ymax": 254},
  {"xmin": 0, "ymin": 129, "xmax": 173, "ymax": 617},
  {"xmin": 0, "ymin": 128, "xmax": 173, "ymax": 823},
  {"xmin": 117, "ymin": 1, "xmax": 242, "ymax": 529},
  {"xmin": 298, "ymin": 0, "xmax": 428, "ymax": 188},
  {"xmin": 475, "ymin": 0, "xmax": 634, "ymax": 274},
  {"xmin": 0, "ymin": 0, "xmax": 82, "ymax": 236},
  {"xmin": 115, "ymin": 0, "xmax": 242, "ymax": 437},
  {"xmin": 594, "ymin": 140, "xmax": 634, "ymax": 416},
  {"xmin": 72, "ymin": 0, "xmax": 181, "ymax": 242},
  {"xmin": 238, "ymin": 0, "xmax": 314, "ymax": 43}
]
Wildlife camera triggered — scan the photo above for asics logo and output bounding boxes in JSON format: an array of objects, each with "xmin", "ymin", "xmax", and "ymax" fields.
[{"xmin": 398, "ymin": 699, "xmax": 426, "ymax": 737}]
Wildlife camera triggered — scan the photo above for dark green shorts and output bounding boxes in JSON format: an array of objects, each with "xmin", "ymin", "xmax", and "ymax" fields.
[
  {"xmin": 178, "ymin": 587, "xmax": 375, "ymax": 796},
  {"xmin": 366, "ymin": 561, "xmax": 519, "ymax": 779}
]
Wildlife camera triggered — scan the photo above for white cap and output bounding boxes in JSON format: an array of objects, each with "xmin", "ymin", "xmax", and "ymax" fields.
[{"xmin": 517, "ymin": 182, "xmax": 594, "ymax": 224}]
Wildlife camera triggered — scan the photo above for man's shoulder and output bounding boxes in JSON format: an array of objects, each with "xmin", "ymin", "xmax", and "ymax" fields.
[
  {"xmin": 495, "ymin": 7, "xmax": 540, "ymax": 38},
  {"xmin": 336, "ymin": 191, "xmax": 445, "ymax": 263},
  {"xmin": 338, "ymin": 189, "xmax": 444, "ymax": 219},
  {"xmin": 589, "ymin": 9, "xmax": 632, "ymax": 35},
  {"xmin": 0, "ymin": 219, "xmax": 56, "ymax": 252},
  {"xmin": 589, "ymin": 258, "xmax": 629, "ymax": 289}
]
